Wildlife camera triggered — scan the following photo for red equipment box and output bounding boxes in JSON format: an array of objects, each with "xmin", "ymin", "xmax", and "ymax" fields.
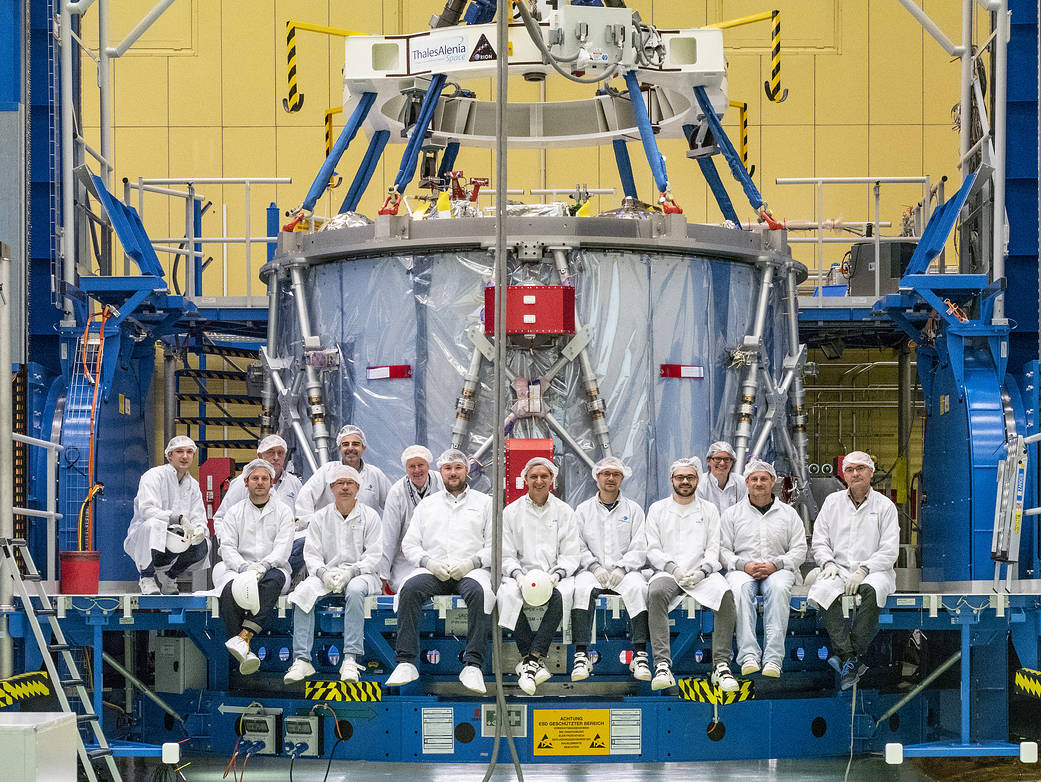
[
  {"xmin": 504, "ymin": 438, "xmax": 554, "ymax": 505},
  {"xmin": 484, "ymin": 286, "xmax": 576, "ymax": 335},
  {"xmin": 199, "ymin": 457, "xmax": 234, "ymax": 534}
]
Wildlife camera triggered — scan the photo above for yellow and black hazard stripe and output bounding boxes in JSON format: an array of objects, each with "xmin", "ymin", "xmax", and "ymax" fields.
[
  {"xmin": 763, "ymin": 10, "xmax": 788, "ymax": 103},
  {"xmin": 283, "ymin": 22, "xmax": 304, "ymax": 113},
  {"xmin": 677, "ymin": 676, "xmax": 754, "ymax": 705},
  {"xmin": 304, "ymin": 680, "xmax": 382, "ymax": 702},
  {"xmin": 1015, "ymin": 668, "xmax": 1041, "ymax": 700},
  {"xmin": 0, "ymin": 670, "xmax": 51, "ymax": 708}
]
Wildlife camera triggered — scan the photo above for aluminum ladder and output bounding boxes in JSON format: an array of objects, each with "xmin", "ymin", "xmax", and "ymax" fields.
[{"xmin": 0, "ymin": 537, "xmax": 123, "ymax": 781}]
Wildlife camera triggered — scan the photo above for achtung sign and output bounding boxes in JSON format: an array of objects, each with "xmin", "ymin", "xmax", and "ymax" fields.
[{"xmin": 533, "ymin": 709, "xmax": 610, "ymax": 756}]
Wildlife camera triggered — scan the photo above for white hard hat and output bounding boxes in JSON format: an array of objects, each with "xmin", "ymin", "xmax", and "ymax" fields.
[
  {"xmin": 257, "ymin": 434, "xmax": 287, "ymax": 454},
  {"xmin": 670, "ymin": 457, "xmax": 702, "ymax": 477},
  {"xmin": 401, "ymin": 445, "xmax": 434, "ymax": 468},
  {"xmin": 327, "ymin": 463, "xmax": 362, "ymax": 486},
  {"xmin": 706, "ymin": 441, "xmax": 736, "ymax": 460},
  {"xmin": 164, "ymin": 435, "xmax": 196, "ymax": 455},
  {"xmin": 242, "ymin": 458, "xmax": 275, "ymax": 480},
  {"xmin": 165, "ymin": 525, "xmax": 190, "ymax": 554},
  {"xmin": 591, "ymin": 456, "xmax": 631, "ymax": 480},
  {"xmin": 519, "ymin": 569, "xmax": 553, "ymax": 607},
  {"xmin": 336, "ymin": 425, "xmax": 366, "ymax": 446},
  {"xmin": 843, "ymin": 451, "xmax": 875, "ymax": 471},
  {"xmin": 437, "ymin": 448, "xmax": 469, "ymax": 468},
  {"xmin": 232, "ymin": 571, "xmax": 261, "ymax": 614},
  {"xmin": 522, "ymin": 457, "xmax": 558, "ymax": 481},
  {"xmin": 744, "ymin": 459, "xmax": 776, "ymax": 479}
]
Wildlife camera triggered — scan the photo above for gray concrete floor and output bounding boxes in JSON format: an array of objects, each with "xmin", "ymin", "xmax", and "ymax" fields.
[{"xmin": 117, "ymin": 755, "xmax": 937, "ymax": 781}]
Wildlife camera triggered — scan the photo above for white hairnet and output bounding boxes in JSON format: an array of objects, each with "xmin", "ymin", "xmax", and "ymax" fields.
[
  {"xmin": 743, "ymin": 459, "xmax": 776, "ymax": 479},
  {"xmin": 669, "ymin": 457, "xmax": 702, "ymax": 477},
  {"xmin": 327, "ymin": 464, "xmax": 362, "ymax": 486},
  {"xmin": 336, "ymin": 425, "xmax": 367, "ymax": 447},
  {"xmin": 243, "ymin": 458, "xmax": 275, "ymax": 480},
  {"xmin": 164, "ymin": 435, "xmax": 196, "ymax": 455},
  {"xmin": 437, "ymin": 448, "xmax": 469, "ymax": 468},
  {"xmin": 522, "ymin": 457, "xmax": 558, "ymax": 481},
  {"xmin": 591, "ymin": 455, "xmax": 632, "ymax": 480},
  {"xmin": 843, "ymin": 451, "xmax": 875, "ymax": 471},
  {"xmin": 401, "ymin": 445, "xmax": 434, "ymax": 468},
  {"xmin": 257, "ymin": 434, "xmax": 287, "ymax": 454},
  {"xmin": 706, "ymin": 441, "xmax": 736, "ymax": 460}
]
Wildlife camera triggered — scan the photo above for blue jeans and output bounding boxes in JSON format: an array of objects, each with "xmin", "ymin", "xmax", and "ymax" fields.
[
  {"xmin": 141, "ymin": 542, "xmax": 207, "ymax": 578},
  {"xmin": 292, "ymin": 578, "xmax": 370, "ymax": 662},
  {"xmin": 289, "ymin": 538, "xmax": 306, "ymax": 579},
  {"xmin": 734, "ymin": 570, "xmax": 796, "ymax": 668}
]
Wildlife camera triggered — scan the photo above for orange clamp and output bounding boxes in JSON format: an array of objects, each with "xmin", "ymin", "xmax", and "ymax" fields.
[
  {"xmin": 282, "ymin": 214, "xmax": 304, "ymax": 232},
  {"xmin": 759, "ymin": 209, "xmax": 784, "ymax": 230},
  {"xmin": 469, "ymin": 177, "xmax": 489, "ymax": 202},
  {"xmin": 660, "ymin": 193, "xmax": 683, "ymax": 214},
  {"xmin": 379, "ymin": 190, "xmax": 403, "ymax": 216}
]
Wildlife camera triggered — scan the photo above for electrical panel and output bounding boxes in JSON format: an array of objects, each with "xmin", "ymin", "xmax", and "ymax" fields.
[
  {"xmin": 283, "ymin": 716, "xmax": 323, "ymax": 758},
  {"xmin": 239, "ymin": 713, "xmax": 281, "ymax": 756},
  {"xmin": 154, "ymin": 636, "xmax": 207, "ymax": 694},
  {"xmin": 548, "ymin": 2, "xmax": 636, "ymax": 71},
  {"xmin": 484, "ymin": 286, "xmax": 576, "ymax": 335}
]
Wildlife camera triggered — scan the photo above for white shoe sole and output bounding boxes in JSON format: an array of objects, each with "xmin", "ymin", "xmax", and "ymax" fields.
[
  {"xmin": 240, "ymin": 656, "xmax": 261, "ymax": 675},
  {"xmin": 571, "ymin": 667, "xmax": 590, "ymax": 682},
  {"xmin": 631, "ymin": 666, "xmax": 652, "ymax": 681},
  {"xmin": 386, "ymin": 665, "xmax": 419, "ymax": 687},
  {"xmin": 518, "ymin": 677, "xmax": 537, "ymax": 695},
  {"xmin": 651, "ymin": 677, "xmax": 674, "ymax": 691}
]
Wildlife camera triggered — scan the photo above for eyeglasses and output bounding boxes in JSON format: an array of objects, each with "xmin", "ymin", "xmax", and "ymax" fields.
[
  {"xmin": 707, "ymin": 456, "xmax": 734, "ymax": 464},
  {"xmin": 672, "ymin": 476, "xmax": 697, "ymax": 483}
]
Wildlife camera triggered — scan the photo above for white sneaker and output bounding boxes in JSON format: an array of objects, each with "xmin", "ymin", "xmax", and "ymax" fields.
[
  {"xmin": 138, "ymin": 576, "xmax": 160, "ymax": 596},
  {"xmin": 155, "ymin": 572, "xmax": 179, "ymax": 596},
  {"xmin": 762, "ymin": 661, "xmax": 782, "ymax": 678},
  {"xmin": 651, "ymin": 661, "xmax": 675, "ymax": 691},
  {"xmin": 740, "ymin": 657, "xmax": 760, "ymax": 676},
  {"xmin": 339, "ymin": 659, "xmax": 361, "ymax": 683},
  {"xmin": 629, "ymin": 651, "xmax": 652, "ymax": 681},
  {"xmin": 385, "ymin": 662, "xmax": 419, "ymax": 687},
  {"xmin": 458, "ymin": 665, "xmax": 486, "ymax": 694},
  {"xmin": 284, "ymin": 659, "xmax": 316, "ymax": 684},
  {"xmin": 517, "ymin": 659, "xmax": 539, "ymax": 695},
  {"xmin": 239, "ymin": 651, "xmax": 261, "ymax": 676},
  {"xmin": 515, "ymin": 660, "xmax": 552, "ymax": 685},
  {"xmin": 571, "ymin": 652, "xmax": 591, "ymax": 682},
  {"xmin": 711, "ymin": 662, "xmax": 739, "ymax": 693}
]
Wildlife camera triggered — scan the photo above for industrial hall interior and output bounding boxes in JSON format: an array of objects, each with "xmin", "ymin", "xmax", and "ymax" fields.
[{"xmin": 0, "ymin": 0, "xmax": 1039, "ymax": 781}]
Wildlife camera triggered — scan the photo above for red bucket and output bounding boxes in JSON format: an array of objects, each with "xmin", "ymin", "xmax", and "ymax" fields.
[{"xmin": 60, "ymin": 551, "xmax": 100, "ymax": 595}]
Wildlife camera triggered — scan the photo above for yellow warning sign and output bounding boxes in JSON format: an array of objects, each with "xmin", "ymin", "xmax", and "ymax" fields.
[{"xmin": 533, "ymin": 709, "xmax": 610, "ymax": 756}]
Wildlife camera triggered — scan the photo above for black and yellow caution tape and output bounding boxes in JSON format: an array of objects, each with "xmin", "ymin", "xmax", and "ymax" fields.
[
  {"xmin": 1014, "ymin": 668, "xmax": 1041, "ymax": 700},
  {"xmin": 304, "ymin": 680, "xmax": 382, "ymax": 702},
  {"xmin": 763, "ymin": 10, "xmax": 788, "ymax": 103},
  {"xmin": 728, "ymin": 100, "xmax": 754, "ymax": 177},
  {"xmin": 677, "ymin": 676, "xmax": 754, "ymax": 705},
  {"xmin": 283, "ymin": 22, "xmax": 303, "ymax": 113},
  {"xmin": 0, "ymin": 670, "xmax": 51, "ymax": 708}
]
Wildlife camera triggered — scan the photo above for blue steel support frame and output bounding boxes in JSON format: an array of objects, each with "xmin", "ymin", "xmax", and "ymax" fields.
[
  {"xmin": 300, "ymin": 92, "xmax": 377, "ymax": 213},
  {"xmin": 692, "ymin": 86, "xmax": 765, "ymax": 211},
  {"xmin": 393, "ymin": 75, "xmax": 448, "ymax": 192}
]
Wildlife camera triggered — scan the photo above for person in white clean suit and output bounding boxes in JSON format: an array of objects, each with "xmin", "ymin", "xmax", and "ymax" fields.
[
  {"xmin": 808, "ymin": 450, "xmax": 898, "ymax": 690},
  {"xmin": 570, "ymin": 456, "xmax": 650, "ymax": 682},
  {"xmin": 295, "ymin": 425, "xmax": 392, "ymax": 524},
  {"xmin": 696, "ymin": 441, "xmax": 747, "ymax": 515},
  {"xmin": 380, "ymin": 445, "xmax": 444, "ymax": 593},
  {"xmin": 283, "ymin": 464, "xmax": 383, "ymax": 685},
  {"xmin": 384, "ymin": 449, "xmax": 494, "ymax": 695},
  {"xmin": 720, "ymin": 459, "xmax": 806, "ymax": 679},
  {"xmin": 124, "ymin": 435, "xmax": 209, "ymax": 596},
  {"xmin": 212, "ymin": 434, "xmax": 301, "ymax": 538},
  {"xmin": 215, "ymin": 459, "xmax": 295, "ymax": 675},
  {"xmin": 645, "ymin": 458, "xmax": 738, "ymax": 693},
  {"xmin": 499, "ymin": 457, "xmax": 581, "ymax": 696}
]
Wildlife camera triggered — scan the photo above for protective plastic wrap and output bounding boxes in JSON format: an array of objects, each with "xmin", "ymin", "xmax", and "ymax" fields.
[
  {"xmin": 318, "ymin": 211, "xmax": 373, "ymax": 231},
  {"xmin": 271, "ymin": 230, "xmax": 793, "ymax": 510}
]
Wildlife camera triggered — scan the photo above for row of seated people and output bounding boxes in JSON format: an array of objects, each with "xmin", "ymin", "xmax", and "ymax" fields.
[{"xmin": 123, "ymin": 429, "xmax": 897, "ymax": 695}]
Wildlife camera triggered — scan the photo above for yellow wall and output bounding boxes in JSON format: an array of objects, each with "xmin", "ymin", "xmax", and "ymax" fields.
[{"xmin": 80, "ymin": 0, "xmax": 983, "ymax": 289}]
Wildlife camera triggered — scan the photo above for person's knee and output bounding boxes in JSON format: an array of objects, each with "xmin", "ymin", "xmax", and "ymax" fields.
[{"xmin": 186, "ymin": 541, "xmax": 207, "ymax": 564}]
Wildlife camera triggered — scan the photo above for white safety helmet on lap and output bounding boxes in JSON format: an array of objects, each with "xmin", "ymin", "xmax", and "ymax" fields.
[
  {"xmin": 165, "ymin": 525, "xmax": 190, "ymax": 554},
  {"xmin": 232, "ymin": 571, "xmax": 261, "ymax": 614},
  {"xmin": 520, "ymin": 569, "xmax": 553, "ymax": 607}
]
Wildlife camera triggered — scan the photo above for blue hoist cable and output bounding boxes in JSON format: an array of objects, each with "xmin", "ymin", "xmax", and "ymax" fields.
[
  {"xmin": 340, "ymin": 129, "xmax": 390, "ymax": 213},
  {"xmin": 692, "ymin": 85, "xmax": 765, "ymax": 211},
  {"xmin": 299, "ymin": 92, "xmax": 377, "ymax": 213},
  {"xmin": 623, "ymin": 69, "xmax": 669, "ymax": 194},
  {"xmin": 437, "ymin": 140, "xmax": 461, "ymax": 186},
  {"xmin": 393, "ymin": 74, "xmax": 448, "ymax": 192},
  {"xmin": 612, "ymin": 139, "xmax": 638, "ymax": 199},
  {"xmin": 697, "ymin": 157, "xmax": 742, "ymax": 226}
]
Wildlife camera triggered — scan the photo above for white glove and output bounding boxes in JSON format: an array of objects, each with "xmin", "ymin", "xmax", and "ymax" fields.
[
  {"xmin": 821, "ymin": 561, "xmax": 840, "ymax": 580},
  {"xmin": 187, "ymin": 523, "xmax": 207, "ymax": 546},
  {"xmin": 680, "ymin": 570, "xmax": 706, "ymax": 589},
  {"xmin": 248, "ymin": 562, "xmax": 268, "ymax": 579},
  {"xmin": 336, "ymin": 566, "xmax": 357, "ymax": 590},
  {"xmin": 606, "ymin": 567, "xmax": 625, "ymax": 590},
  {"xmin": 593, "ymin": 566, "xmax": 611, "ymax": 588},
  {"xmin": 672, "ymin": 568, "xmax": 690, "ymax": 584},
  {"xmin": 449, "ymin": 559, "xmax": 475, "ymax": 580},
  {"xmin": 294, "ymin": 517, "xmax": 308, "ymax": 532},
  {"xmin": 429, "ymin": 561, "xmax": 452, "ymax": 581},
  {"xmin": 844, "ymin": 566, "xmax": 868, "ymax": 596},
  {"xmin": 321, "ymin": 569, "xmax": 341, "ymax": 592},
  {"xmin": 550, "ymin": 571, "xmax": 561, "ymax": 587}
]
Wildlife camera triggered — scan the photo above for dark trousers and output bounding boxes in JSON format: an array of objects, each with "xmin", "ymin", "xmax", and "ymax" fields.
[
  {"xmin": 571, "ymin": 587, "xmax": 649, "ymax": 649},
  {"xmin": 141, "ymin": 542, "xmax": 207, "ymax": 578},
  {"xmin": 515, "ymin": 588, "xmax": 564, "ymax": 658},
  {"xmin": 396, "ymin": 574, "xmax": 490, "ymax": 666},
  {"xmin": 820, "ymin": 584, "xmax": 881, "ymax": 661},
  {"xmin": 219, "ymin": 570, "xmax": 286, "ymax": 636},
  {"xmin": 289, "ymin": 538, "xmax": 306, "ymax": 578}
]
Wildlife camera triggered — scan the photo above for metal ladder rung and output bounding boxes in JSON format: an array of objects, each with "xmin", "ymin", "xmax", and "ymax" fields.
[
  {"xmin": 34, "ymin": 606, "xmax": 57, "ymax": 616},
  {"xmin": 61, "ymin": 678, "xmax": 86, "ymax": 688},
  {"xmin": 22, "ymin": 572, "xmax": 41, "ymax": 582},
  {"xmin": 86, "ymin": 748, "xmax": 113, "ymax": 759},
  {"xmin": 48, "ymin": 642, "xmax": 71, "ymax": 653},
  {"xmin": 77, "ymin": 714, "xmax": 100, "ymax": 724}
]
